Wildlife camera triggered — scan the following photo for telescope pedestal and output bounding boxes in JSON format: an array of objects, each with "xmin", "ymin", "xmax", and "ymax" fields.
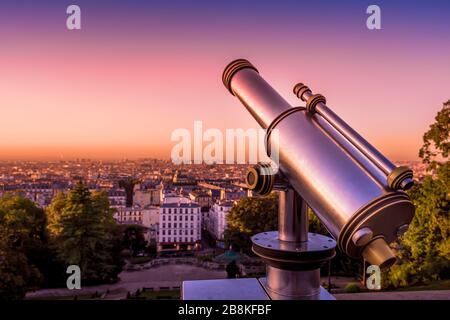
[
  {"xmin": 251, "ymin": 187, "xmax": 336, "ymax": 300},
  {"xmin": 251, "ymin": 231, "xmax": 336, "ymax": 300},
  {"xmin": 182, "ymin": 184, "xmax": 336, "ymax": 300}
]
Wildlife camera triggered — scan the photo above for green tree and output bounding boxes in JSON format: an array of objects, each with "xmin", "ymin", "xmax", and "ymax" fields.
[
  {"xmin": 119, "ymin": 224, "xmax": 148, "ymax": 255},
  {"xmin": 308, "ymin": 208, "xmax": 363, "ymax": 277},
  {"xmin": 386, "ymin": 102, "xmax": 449, "ymax": 288},
  {"xmin": 419, "ymin": 101, "xmax": 449, "ymax": 170},
  {"xmin": 0, "ymin": 195, "xmax": 48, "ymax": 258},
  {"xmin": 0, "ymin": 195, "xmax": 52, "ymax": 299},
  {"xmin": 48, "ymin": 182, "xmax": 123, "ymax": 284},
  {"xmin": 0, "ymin": 225, "xmax": 41, "ymax": 300},
  {"xmin": 224, "ymin": 193, "xmax": 278, "ymax": 253}
]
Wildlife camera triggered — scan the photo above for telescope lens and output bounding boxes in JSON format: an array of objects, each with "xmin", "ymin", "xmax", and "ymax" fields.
[
  {"xmin": 400, "ymin": 178, "xmax": 414, "ymax": 191},
  {"xmin": 246, "ymin": 170, "xmax": 256, "ymax": 186}
]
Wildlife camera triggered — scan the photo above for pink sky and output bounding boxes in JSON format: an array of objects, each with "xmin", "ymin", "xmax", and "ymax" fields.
[{"xmin": 0, "ymin": 2, "xmax": 449, "ymax": 161}]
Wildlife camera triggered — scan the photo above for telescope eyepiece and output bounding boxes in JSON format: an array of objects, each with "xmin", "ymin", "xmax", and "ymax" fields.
[
  {"xmin": 362, "ymin": 237, "xmax": 397, "ymax": 269},
  {"xmin": 222, "ymin": 59, "xmax": 258, "ymax": 95}
]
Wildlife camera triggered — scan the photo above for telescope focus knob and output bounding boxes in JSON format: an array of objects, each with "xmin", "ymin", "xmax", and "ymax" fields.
[
  {"xmin": 293, "ymin": 83, "xmax": 326, "ymax": 114},
  {"xmin": 245, "ymin": 163, "xmax": 276, "ymax": 196}
]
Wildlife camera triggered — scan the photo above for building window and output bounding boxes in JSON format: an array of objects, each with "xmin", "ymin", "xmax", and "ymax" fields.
[
  {"xmin": 174, "ymin": 215, "xmax": 177, "ymax": 221},
  {"xmin": 162, "ymin": 237, "xmax": 165, "ymax": 242},
  {"xmin": 168, "ymin": 208, "xmax": 171, "ymax": 214},
  {"xmin": 168, "ymin": 215, "xmax": 171, "ymax": 221},
  {"xmin": 162, "ymin": 230, "xmax": 165, "ymax": 235},
  {"xmin": 168, "ymin": 230, "xmax": 171, "ymax": 235},
  {"xmin": 191, "ymin": 215, "xmax": 193, "ymax": 221},
  {"xmin": 162, "ymin": 215, "xmax": 166, "ymax": 221},
  {"xmin": 168, "ymin": 223, "xmax": 171, "ymax": 228},
  {"xmin": 190, "ymin": 230, "xmax": 193, "ymax": 235}
]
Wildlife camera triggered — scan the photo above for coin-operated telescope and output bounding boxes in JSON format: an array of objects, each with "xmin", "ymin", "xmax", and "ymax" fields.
[{"xmin": 182, "ymin": 59, "xmax": 415, "ymax": 300}]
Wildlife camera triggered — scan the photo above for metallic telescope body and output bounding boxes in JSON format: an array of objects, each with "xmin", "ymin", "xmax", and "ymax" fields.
[{"xmin": 223, "ymin": 59, "xmax": 415, "ymax": 268}]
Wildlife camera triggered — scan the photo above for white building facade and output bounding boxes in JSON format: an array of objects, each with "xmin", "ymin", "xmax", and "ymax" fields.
[
  {"xmin": 113, "ymin": 206, "xmax": 160, "ymax": 242},
  {"xmin": 206, "ymin": 201, "xmax": 233, "ymax": 246},
  {"xmin": 157, "ymin": 202, "xmax": 201, "ymax": 252}
]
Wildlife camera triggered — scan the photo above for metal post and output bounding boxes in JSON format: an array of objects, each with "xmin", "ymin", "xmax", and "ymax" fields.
[
  {"xmin": 256, "ymin": 188, "xmax": 334, "ymax": 299},
  {"xmin": 265, "ymin": 267, "xmax": 321, "ymax": 299},
  {"xmin": 278, "ymin": 188, "xmax": 308, "ymax": 243}
]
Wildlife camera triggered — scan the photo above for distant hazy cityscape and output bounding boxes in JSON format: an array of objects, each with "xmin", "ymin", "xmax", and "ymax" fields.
[{"xmin": 0, "ymin": 158, "xmax": 428, "ymax": 254}]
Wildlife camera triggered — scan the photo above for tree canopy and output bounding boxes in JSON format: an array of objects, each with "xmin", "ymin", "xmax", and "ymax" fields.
[
  {"xmin": 386, "ymin": 101, "xmax": 449, "ymax": 288},
  {"xmin": 0, "ymin": 195, "xmax": 48, "ymax": 299},
  {"xmin": 224, "ymin": 193, "xmax": 278, "ymax": 253},
  {"xmin": 419, "ymin": 101, "xmax": 449, "ymax": 170},
  {"xmin": 47, "ymin": 181, "xmax": 123, "ymax": 284}
]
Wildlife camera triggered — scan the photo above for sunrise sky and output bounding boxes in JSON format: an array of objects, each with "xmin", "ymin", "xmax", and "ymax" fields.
[{"xmin": 0, "ymin": 0, "xmax": 449, "ymax": 160}]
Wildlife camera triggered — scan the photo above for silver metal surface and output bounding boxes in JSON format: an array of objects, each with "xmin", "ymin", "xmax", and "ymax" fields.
[
  {"xmin": 266, "ymin": 266, "xmax": 320, "ymax": 299},
  {"xmin": 313, "ymin": 113, "xmax": 388, "ymax": 189},
  {"xmin": 258, "ymin": 278, "xmax": 335, "ymax": 300},
  {"xmin": 302, "ymin": 90, "xmax": 397, "ymax": 176},
  {"xmin": 230, "ymin": 68, "xmax": 291, "ymax": 128},
  {"xmin": 278, "ymin": 188, "xmax": 308, "ymax": 242},
  {"xmin": 228, "ymin": 64, "xmax": 415, "ymax": 265},
  {"xmin": 352, "ymin": 227, "xmax": 373, "ymax": 247},
  {"xmin": 182, "ymin": 278, "xmax": 270, "ymax": 300},
  {"xmin": 252, "ymin": 231, "xmax": 336, "ymax": 253}
]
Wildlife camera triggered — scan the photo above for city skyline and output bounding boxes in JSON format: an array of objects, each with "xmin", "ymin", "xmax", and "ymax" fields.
[{"xmin": 1, "ymin": 0, "xmax": 450, "ymax": 161}]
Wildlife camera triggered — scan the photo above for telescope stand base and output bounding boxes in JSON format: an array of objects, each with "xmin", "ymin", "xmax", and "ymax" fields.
[
  {"xmin": 258, "ymin": 277, "xmax": 335, "ymax": 300},
  {"xmin": 181, "ymin": 278, "xmax": 334, "ymax": 300}
]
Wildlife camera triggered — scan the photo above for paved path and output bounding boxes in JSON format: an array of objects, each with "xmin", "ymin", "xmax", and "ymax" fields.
[{"xmin": 26, "ymin": 264, "xmax": 227, "ymax": 300}]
